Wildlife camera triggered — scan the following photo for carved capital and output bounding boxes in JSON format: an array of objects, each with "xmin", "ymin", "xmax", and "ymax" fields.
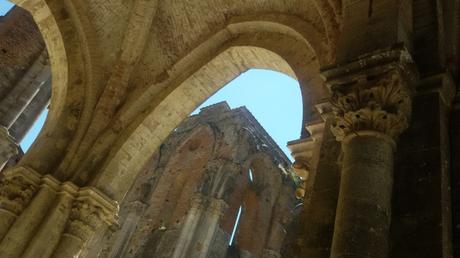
[
  {"xmin": 0, "ymin": 167, "xmax": 40, "ymax": 215},
  {"xmin": 330, "ymin": 69, "xmax": 412, "ymax": 140},
  {"xmin": 322, "ymin": 48, "xmax": 417, "ymax": 141},
  {"xmin": 64, "ymin": 188, "xmax": 119, "ymax": 242}
]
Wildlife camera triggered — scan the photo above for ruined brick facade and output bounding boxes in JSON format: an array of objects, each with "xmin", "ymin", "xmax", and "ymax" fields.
[{"xmin": 82, "ymin": 102, "xmax": 298, "ymax": 258}]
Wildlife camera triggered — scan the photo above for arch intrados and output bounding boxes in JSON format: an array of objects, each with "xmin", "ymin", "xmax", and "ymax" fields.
[
  {"xmin": 225, "ymin": 14, "xmax": 330, "ymax": 63},
  {"xmin": 127, "ymin": 18, "xmax": 321, "ymax": 115},
  {"xmin": 13, "ymin": 0, "xmax": 104, "ymax": 176},
  {"xmin": 93, "ymin": 18, "xmax": 324, "ymax": 201},
  {"xmin": 119, "ymin": 20, "xmax": 320, "ymax": 139}
]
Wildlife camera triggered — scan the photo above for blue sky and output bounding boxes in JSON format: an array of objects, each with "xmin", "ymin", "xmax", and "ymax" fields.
[
  {"xmin": 192, "ymin": 69, "xmax": 302, "ymax": 160},
  {"xmin": 0, "ymin": 0, "xmax": 13, "ymax": 15},
  {"xmin": 1, "ymin": 2, "xmax": 303, "ymax": 160}
]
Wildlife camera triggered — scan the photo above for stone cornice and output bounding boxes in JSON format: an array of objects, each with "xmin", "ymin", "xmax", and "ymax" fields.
[{"xmin": 321, "ymin": 46, "xmax": 415, "ymax": 82}]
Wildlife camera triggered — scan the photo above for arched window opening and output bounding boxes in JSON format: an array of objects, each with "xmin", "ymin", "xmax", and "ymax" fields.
[
  {"xmin": 248, "ymin": 168, "xmax": 254, "ymax": 183},
  {"xmin": 229, "ymin": 205, "xmax": 243, "ymax": 246}
]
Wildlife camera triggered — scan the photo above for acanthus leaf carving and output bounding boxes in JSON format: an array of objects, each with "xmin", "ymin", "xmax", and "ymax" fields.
[{"xmin": 330, "ymin": 69, "xmax": 412, "ymax": 141}]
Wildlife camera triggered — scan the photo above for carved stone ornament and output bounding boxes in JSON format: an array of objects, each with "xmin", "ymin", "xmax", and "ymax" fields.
[
  {"xmin": 64, "ymin": 188, "xmax": 119, "ymax": 242},
  {"xmin": 0, "ymin": 175, "xmax": 38, "ymax": 215},
  {"xmin": 330, "ymin": 69, "xmax": 412, "ymax": 141},
  {"xmin": 0, "ymin": 167, "xmax": 40, "ymax": 215}
]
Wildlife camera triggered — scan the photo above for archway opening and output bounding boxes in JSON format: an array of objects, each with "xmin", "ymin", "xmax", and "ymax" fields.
[{"xmin": 0, "ymin": 2, "xmax": 51, "ymax": 169}]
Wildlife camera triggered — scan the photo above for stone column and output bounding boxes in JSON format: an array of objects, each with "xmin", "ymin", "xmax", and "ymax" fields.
[
  {"xmin": 0, "ymin": 166, "xmax": 118, "ymax": 258},
  {"xmin": 391, "ymin": 73, "xmax": 455, "ymax": 257},
  {"xmin": 51, "ymin": 188, "xmax": 118, "ymax": 258},
  {"xmin": 0, "ymin": 50, "xmax": 50, "ymax": 129},
  {"xmin": 452, "ymin": 91, "xmax": 460, "ymax": 258},
  {"xmin": 324, "ymin": 49, "xmax": 416, "ymax": 258},
  {"xmin": 0, "ymin": 176, "xmax": 60, "ymax": 257},
  {"xmin": 10, "ymin": 78, "xmax": 51, "ymax": 143},
  {"xmin": 191, "ymin": 197, "xmax": 227, "ymax": 258},
  {"xmin": 171, "ymin": 194, "xmax": 206, "ymax": 258},
  {"xmin": 0, "ymin": 167, "xmax": 40, "ymax": 240}
]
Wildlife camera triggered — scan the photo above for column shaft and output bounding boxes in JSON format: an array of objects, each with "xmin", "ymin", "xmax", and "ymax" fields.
[
  {"xmin": 171, "ymin": 195, "xmax": 204, "ymax": 258},
  {"xmin": 323, "ymin": 48, "xmax": 416, "ymax": 258},
  {"xmin": 0, "ymin": 178, "xmax": 57, "ymax": 258},
  {"xmin": 22, "ymin": 186, "xmax": 76, "ymax": 258},
  {"xmin": 0, "ymin": 167, "xmax": 118, "ymax": 258},
  {"xmin": 10, "ymin": 78, "xmax": 51, "ymax": 142},
  {"xmin": 0, "ymin": 50, "xmax": 50, "ymax": 129},
  {"xmin": 51, "ymin": 189, "xmax": 118, "ymax": 258},
  {"xmin": 331, "ymin": 133, "xmax": 394, "ymax": 258},
  {"xmin": 191, "ymin": 198, "xmax": 227, "ymax": 258}
]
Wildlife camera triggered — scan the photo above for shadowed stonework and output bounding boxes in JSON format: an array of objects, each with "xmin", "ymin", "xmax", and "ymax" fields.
[{"xmin": 0, "ymin": 1, "xmax": 460, "ymax": 258}]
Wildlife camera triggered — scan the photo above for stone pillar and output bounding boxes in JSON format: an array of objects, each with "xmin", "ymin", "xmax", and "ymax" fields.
[
  {"xmin": 452, "ymin": 91, "xmax": 460, "ymax": 257},
  {"xmin": 171, "ymin": 194, "xmax": 206, "ymax": 258},
  {"xmin": 0, "ymin": 50, "xmax": 50, "ymax": 170},
  {"xmin": 0, "ymin": 50, "xmax": 50, "ymax": 129},
  {"xmin": 10, "ymin": 78, "xmax": 51, "ymax": 143},
  {"xmin": 0, "ymin": 166, "xmax": 118, "ymax": 258},
  {"xmin": 0, "ymin": 126, "xmax": 19, "ymax": 171},
  {"xmin": 323, "ymin": 49, "xmax": 416, "ymax": 258},
  {"xmin": 0, "ymin": 167, "xmax": 40, "ymax": 240},
  {"xmin": 52, "ymin": 188, "xmax": 119, "ymax": 258},
  {"xmin": 332, "ymin": 131, "xmax": 395, "ymax": 258},
  {"xmin": 99, "ymin": 201, "xmax": 147, "ymax": 258},
  {"xmin": 294, "ymin": 105, "xmax": 341, "ymax": 258},
  {"xmin": 190, "ymin": 197, "xmax": 227, "ymax": 258},
  {"xmin": 391, "ymin": 73, "xmax": 455, "ymax": 257}
]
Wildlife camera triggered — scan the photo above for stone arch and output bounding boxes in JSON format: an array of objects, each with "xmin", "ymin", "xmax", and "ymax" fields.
[
  {"xmin": 11, "ymin": 0, "xmax": 104, "ymax": 178},
  {"xmin": 11, "ymin": 0, "xmax": 341, "ymax": 186},
  {"xmin": 94, "ymin": 18, "xmax": 329, "ymax": 202}
]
